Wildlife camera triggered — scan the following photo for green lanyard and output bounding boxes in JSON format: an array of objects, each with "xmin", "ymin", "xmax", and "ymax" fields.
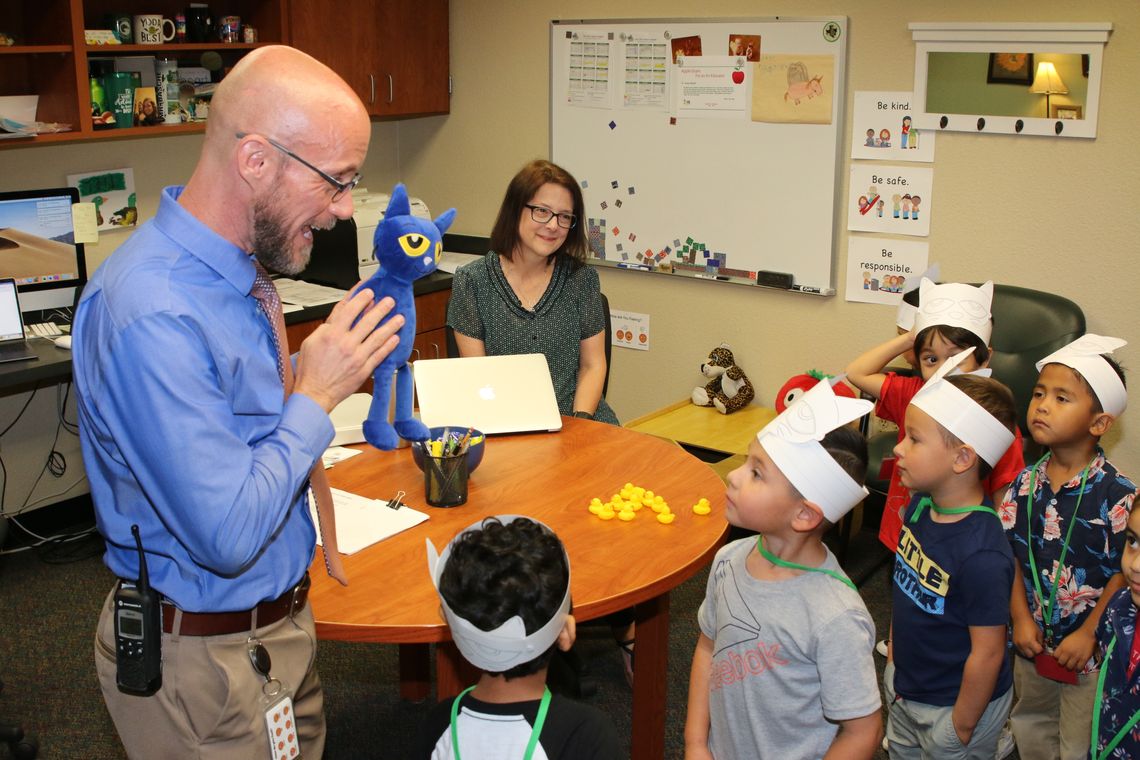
[
  {"xmin": 1091, "ymin": 634, "xmax": 1140, "ymax": 759},
  {"xmin": 755, "ymin": 535, "xmax": 857, "ymax": 591},
  {"xmin": 449, "ymin": 685, "xmax": 551, "ymax": 760},
  {"xmin": 908, "ymin": 496, "xmax": 1000, "ymax": 524},
  {"xmin": 1025, "ymin": 453, "xmax": 1092, "ymax": 647}
]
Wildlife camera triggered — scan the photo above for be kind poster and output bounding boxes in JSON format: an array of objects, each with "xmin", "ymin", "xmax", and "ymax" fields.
[
  {"xmin": 849, "ymin": 91, "xmax": 935, "ymax": 162},
  {"xmin": 846, "ymin": 164, "xmax": 933, "ymax": 237}
]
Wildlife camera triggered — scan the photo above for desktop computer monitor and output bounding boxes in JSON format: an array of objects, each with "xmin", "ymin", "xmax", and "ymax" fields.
[{"xmin": 0, "ymin": 187, "xmax": 88, "ymax": 318}]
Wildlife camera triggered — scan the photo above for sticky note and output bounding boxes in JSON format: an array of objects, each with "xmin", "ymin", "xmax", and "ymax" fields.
[{"xmin": 72, "ymin": 203, "xmax": 99, "ymax": 244}]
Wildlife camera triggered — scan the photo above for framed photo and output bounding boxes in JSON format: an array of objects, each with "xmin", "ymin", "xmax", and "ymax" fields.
[
  {"xmin": 987, "ymin": 53, "xmax": 1034, "ymax": 84},
  {"xmin": 1051, "ymin": 104, "xmax": 1083, "ymax": 120}
]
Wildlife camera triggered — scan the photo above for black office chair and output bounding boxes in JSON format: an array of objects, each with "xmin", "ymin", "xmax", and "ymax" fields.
[
  {"xmin": 296, "ymin": 217, "xmax": 360, "ymax": 290},
  {"xmin": 443, "ymin": 292, "xmax": 612, "ymax": 399},
  {"xmin": 863, "ymin": 283, "xmax": 1086, "ymax": 493}
]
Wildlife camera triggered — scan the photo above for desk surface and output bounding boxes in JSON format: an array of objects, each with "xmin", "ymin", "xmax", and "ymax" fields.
[
  {"xmin": 0, "ymin": 272, "xmax": 454, "ymax": 394},
  {"xmin": 312, "ymin": 416, "xmax": 727, "ymax": 641},
  {"xmin": 625, "ymin": 399, "xmax": 776, "ymax": 456},
  {"xmin": 313, "ymin": 417, "xmax": 727, "ymax": 760}
]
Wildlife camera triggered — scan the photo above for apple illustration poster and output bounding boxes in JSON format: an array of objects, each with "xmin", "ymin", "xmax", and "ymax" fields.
[
  {"xmin": 675, "ymin": 56, "xmax": 750, "ymax": 119},
  {"xmin": 751, "ymin": 54, "xmax": 834, "ymax": 125}
]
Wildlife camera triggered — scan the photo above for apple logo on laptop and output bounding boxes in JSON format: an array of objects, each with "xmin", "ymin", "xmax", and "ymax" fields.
[{"xmin": 478, "ymin": 384, "xmax": 496, "ymax": 401}]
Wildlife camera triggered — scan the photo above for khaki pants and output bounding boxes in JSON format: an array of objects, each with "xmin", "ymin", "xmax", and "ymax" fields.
[
  {"xmin": 1010, "ymin": 653, "xmax": 1097, "ymax": 760},
  {"xmin": 885, "ymin": 661, "xmax": 1013, "ymax": 760},
  {"xmin": 95, "ymin": 587, "xmax": 326, "ymax": 760}
]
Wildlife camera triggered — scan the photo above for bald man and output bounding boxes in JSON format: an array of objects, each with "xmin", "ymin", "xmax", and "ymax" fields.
[{"xmin": 73, "ymin": 47, "xmax": 398, "ymax": 758}]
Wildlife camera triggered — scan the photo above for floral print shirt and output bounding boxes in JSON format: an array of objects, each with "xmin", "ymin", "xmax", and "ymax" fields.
[
  {"xmin": 1002, "ymin": 450, "xmax": 1137, "ymax": 673},
  {"xmin": 1094, "ymin": 588, "xmax": 1140, "ymax": 759}
]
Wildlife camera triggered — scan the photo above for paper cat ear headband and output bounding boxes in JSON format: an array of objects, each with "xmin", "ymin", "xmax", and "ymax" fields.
[
  {"xmin": 1036, "ymin": 334, "xmax": 1128, "ymax": 417},
  {"xmin": 427, "ymin": 515, "xmax": 571, "ymax": 672},
  {"xmin": 911, "ymin": 349, "xmax": 1014, "ymax": 467},
  {"xmin": 912, "ymin": 278, "xmax": 993, "ymax": 345},
  {"xmin": 756, "ymin": 377, "xmax": 874, "ymax": 522},
  {"xmin": 895, "ymin": 264, "xmax": 941, "ymax": 331}
]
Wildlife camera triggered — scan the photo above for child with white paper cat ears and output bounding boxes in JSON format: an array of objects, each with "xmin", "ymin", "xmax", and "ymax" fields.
[
  {"xmin": 1001, "ymin": 335, "xmax": 1137, "ymax": 760},
  {"xmin": 846, "ymin": 278, "xmax": 1026, "ymax": 557},
  {"xmin": 416, "ymin": 516, "xmax": 620, "ymax": 760},
  {"xmin": 885, "ymin": 349, "xmax": 1019, "ymax": 759},
  {"xmin": 684, "ymin": 379, "xmax": 882, "ymax": 760}
]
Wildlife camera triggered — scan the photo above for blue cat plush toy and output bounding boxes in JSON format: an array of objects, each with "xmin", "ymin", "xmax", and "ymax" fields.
[{"xmin": 358, "ymin": 184, "xmax": 456, "ymax": 450}]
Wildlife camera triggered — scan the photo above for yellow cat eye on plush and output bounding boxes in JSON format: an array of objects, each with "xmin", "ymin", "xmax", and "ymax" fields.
[{"xmin": 398, "ymin": 233, "xmax": 431, "ymax": 257}]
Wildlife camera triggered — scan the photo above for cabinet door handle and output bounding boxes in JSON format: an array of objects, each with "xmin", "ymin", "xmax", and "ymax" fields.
[
  {"xmin": 431, "ymin": 343, "xmax": 440, "ymax": 359},
  {"xmin": 369, "ymin": 74, "xmax": 375, "ymax": 104},
  {"xmin": 387, "ymin": 74, "xmax": 394, "ymax": 104}
]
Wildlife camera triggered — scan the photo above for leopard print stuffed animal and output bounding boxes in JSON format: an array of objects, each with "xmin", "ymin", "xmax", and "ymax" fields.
[{"xmin": 691, "ymin": 343, "xmax": 755, "ymax": 414}]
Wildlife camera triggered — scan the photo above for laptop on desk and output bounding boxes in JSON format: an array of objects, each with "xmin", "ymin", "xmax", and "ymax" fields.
[
  {"xmin": 0, "ymin": 278, "xmax": 37, "ymax": 364},
  {"xmin": 414, "ymin": 354, "xmax": 563, "ymax": 434}
]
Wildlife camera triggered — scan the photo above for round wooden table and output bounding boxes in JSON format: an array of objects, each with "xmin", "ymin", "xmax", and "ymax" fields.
[{"xmin": 311, "ymin": 416, "xmax": 728, "ymax": 759}]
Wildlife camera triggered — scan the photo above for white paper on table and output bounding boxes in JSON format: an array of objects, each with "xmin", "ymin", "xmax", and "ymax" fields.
[
  {"xmin": 309, "ymin": 488, "xmax": 429, "ymax": 555},
  {"xmin": 321, "ymin": 446, "xmax": 364, "ymax": 469},
  {"xmin": 437, "ymin": 251, "xmax": 483, "ymax": 274}
]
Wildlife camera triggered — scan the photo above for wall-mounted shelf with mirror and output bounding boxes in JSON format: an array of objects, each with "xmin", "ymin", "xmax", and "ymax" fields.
[{"xmin": 910, "ymin": 22, "xmax": 1111, "ymax": 138}]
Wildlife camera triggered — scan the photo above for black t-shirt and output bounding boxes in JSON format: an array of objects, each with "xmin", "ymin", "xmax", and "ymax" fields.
[{"xmin": 415, "ymin": 691, "xmax": 621, "ymax": 760}]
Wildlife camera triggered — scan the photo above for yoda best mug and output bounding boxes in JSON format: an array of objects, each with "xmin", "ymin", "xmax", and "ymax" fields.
[{"xmin": 133, "ymin": 14, "xmax": 175, "ymax": 45}]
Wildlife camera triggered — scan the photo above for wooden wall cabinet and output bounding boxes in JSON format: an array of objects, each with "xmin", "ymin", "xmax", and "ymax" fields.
[
  {"xmin": 1, "ymin": 0, "xmax": 287, "ymax": 146},
  {"xmin": 288, "ymin": 0, "xmax": 450, "ymax": 119}
]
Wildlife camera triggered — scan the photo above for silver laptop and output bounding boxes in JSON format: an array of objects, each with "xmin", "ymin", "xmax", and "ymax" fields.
[
  {"xmin": 0, "ymin": 278, "xmax": 36, "ymax": 364},
  {"xmin": 414, "ymin": 354, "xmax": 563, "ymax": 434}
]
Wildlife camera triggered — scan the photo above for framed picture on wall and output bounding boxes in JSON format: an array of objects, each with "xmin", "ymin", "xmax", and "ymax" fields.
[
  {"xmin": 986, "ymin": 53, "xmax": 1034, "ymax": 84},
  {"xmin": 1051, "ymin": 104, "xmax": 1083, "ymax": 120}
]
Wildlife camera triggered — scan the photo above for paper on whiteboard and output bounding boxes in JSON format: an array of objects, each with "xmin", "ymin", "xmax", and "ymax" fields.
[
  {"xmin": 620, "ymin": 34, "xmax": 668, "ymax": 110},
  {"xmin": 566, "ymin": 31, "xmax": 614, "ymax": 108},
  {"xmin": 676, "ymin": 56, "xmax": 749, "ymax": 119}
]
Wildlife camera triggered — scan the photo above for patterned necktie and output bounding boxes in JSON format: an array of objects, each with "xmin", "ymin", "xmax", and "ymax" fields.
[{"xmin": 251, "ymin": 262, "xmax": 348, "ymax": 585}]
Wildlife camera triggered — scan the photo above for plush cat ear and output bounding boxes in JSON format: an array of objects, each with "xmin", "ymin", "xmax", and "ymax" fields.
[
  {"xmin": 385, "ymin": 183, "xmax": 411, "ymax": 218},
  {"xmin": 434, "ymin": 207, "xmax": 457, "ymax": 236}
]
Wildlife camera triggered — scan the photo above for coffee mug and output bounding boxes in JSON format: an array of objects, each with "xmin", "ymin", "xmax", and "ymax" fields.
[
  {"xmin": 185, "ymin": 6, "xmax": 214, "ymax": 43},
  {"xmin": 105, "ymin": 13, "xmax": 133, "ymax": 43},
  {"xmin": 134, "ymin": 14, "xmax": 175, "ymax": 45},
  {"xmin": 217, "ymin": 15, "xmax": 241, "ymax": 43}
]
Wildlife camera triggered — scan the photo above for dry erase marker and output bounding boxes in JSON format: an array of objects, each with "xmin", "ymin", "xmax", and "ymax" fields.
[
  {"xmin": 790, "ymin": 284, "xmax": 836, "ymax": 295},
  {"xmin": 616, "ymin": 262, "xmax": 651, "ymax": 271},
  {"xmin": 695, "ymin": 274, "xmax": 729, "ymax": 281}
]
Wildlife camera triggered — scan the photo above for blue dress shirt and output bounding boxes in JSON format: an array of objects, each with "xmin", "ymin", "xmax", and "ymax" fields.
[{"xmin": 73, "ymin": 186, "xmax": 334, "ymax": 612}]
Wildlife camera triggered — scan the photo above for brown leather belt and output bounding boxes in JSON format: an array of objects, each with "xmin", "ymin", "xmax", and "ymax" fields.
[{"xmin": 160, "ymin": 573, "xmax": 311, "ymax": 636}]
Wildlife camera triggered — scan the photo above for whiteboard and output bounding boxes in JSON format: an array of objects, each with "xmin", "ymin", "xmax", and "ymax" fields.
[{"xmin": 551, "ymin": 17, "xmax": 848, "ymax": 294}]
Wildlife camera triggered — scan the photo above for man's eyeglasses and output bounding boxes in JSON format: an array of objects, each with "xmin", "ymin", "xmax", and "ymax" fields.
[
  {"xmin": 524, "ymin": 204, "xmax": 577, "ymax": 229},
  {"xmin": 236, "ymin": 132, "xmax": 361, "ymax": 202}
]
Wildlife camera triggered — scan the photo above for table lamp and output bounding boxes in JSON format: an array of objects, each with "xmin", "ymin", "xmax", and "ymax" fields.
[{"xmin": 1030, "ymin": 61, "xmax": 1068, "ymax": 118}]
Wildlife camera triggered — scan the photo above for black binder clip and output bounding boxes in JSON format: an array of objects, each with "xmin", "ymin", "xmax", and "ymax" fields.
[{"xmin": 386, "ymin": 490, "xmax": 406, "ymax": 511}]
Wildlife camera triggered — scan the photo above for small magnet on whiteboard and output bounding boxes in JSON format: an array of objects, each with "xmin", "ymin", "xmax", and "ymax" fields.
[
  {"xmin": 628, "ymin": 233, "xmax": 637, "ymax": 242},
  {"xmin": 669, "ymin": 117, "xmax": 677, "ymax": 125},
  {"xmin": 628, "ymin": 187, "xmax": 635, "ymax": 195},
  {"xmin": 581, "ymin": 180, "xmax": 589, "ymax": 188},
  {"xmin": 612, "ymin": 226, "xmax": 619, "ymax": 235},
  {"xmin": 611, "ymin": 180, "xmax": 619, "ymax": 189},
  {"xmin": 615, "ymin": 199, "xmax": 623, "ymax": 207},
  {"xmin": 664, "ymin": 246, "xmax": 672, "ymax": 253},
  {"xmin": 620, "ymin": 251, "xmax": 629, "ymax": 260},
  {"xmin": 609, "ymin": 120, "xmax": 617, "ymax": 130},
  {"xmin": 616, "ymin": 243, "xmax": 624, "ymax": 251},
  {"xmin": 674, "ymin": 239, "xmax": 681, "ymax": 247},
  {"xmin": 645, "ymin": 248, "xmax": 652, "ymax": 257},
  {"xmin": 600, "ymin": 201, "xmax": 608, "ymax": 210}
]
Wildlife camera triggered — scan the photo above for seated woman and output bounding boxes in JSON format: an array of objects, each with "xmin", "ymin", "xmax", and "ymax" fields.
[
  {"xmin": 447, "ymin": 160, "xmax": 632, "ymax": 680},
  {"xmin": 446, "ymin": 159, "xmax": 618, "ymax": 425}
]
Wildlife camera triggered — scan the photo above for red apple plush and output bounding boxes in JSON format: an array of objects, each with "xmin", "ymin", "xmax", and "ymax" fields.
[{"xmin": 775, "ymin": 372, "xmax": 857, "ymax": 413}]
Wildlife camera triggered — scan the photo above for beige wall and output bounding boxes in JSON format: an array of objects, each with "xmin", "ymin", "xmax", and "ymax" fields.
[
  {"xmin": 400, "ymin": 0, "xmax": 1140, "ymax": 467},
  {"xmin": 3, "ymin": 0, "xmax": 1138, "ymax": 476}
]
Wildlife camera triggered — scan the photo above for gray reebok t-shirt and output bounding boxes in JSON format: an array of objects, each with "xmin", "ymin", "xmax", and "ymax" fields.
[{"xmin": 698, "ymin": 537, "xmax": 881, "ymax": 759}]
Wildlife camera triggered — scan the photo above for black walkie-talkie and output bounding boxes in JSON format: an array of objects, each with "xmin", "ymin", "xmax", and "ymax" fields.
[{"xmin": 114, "ymin": 524, "xmax": 162, "ymax": 696}]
